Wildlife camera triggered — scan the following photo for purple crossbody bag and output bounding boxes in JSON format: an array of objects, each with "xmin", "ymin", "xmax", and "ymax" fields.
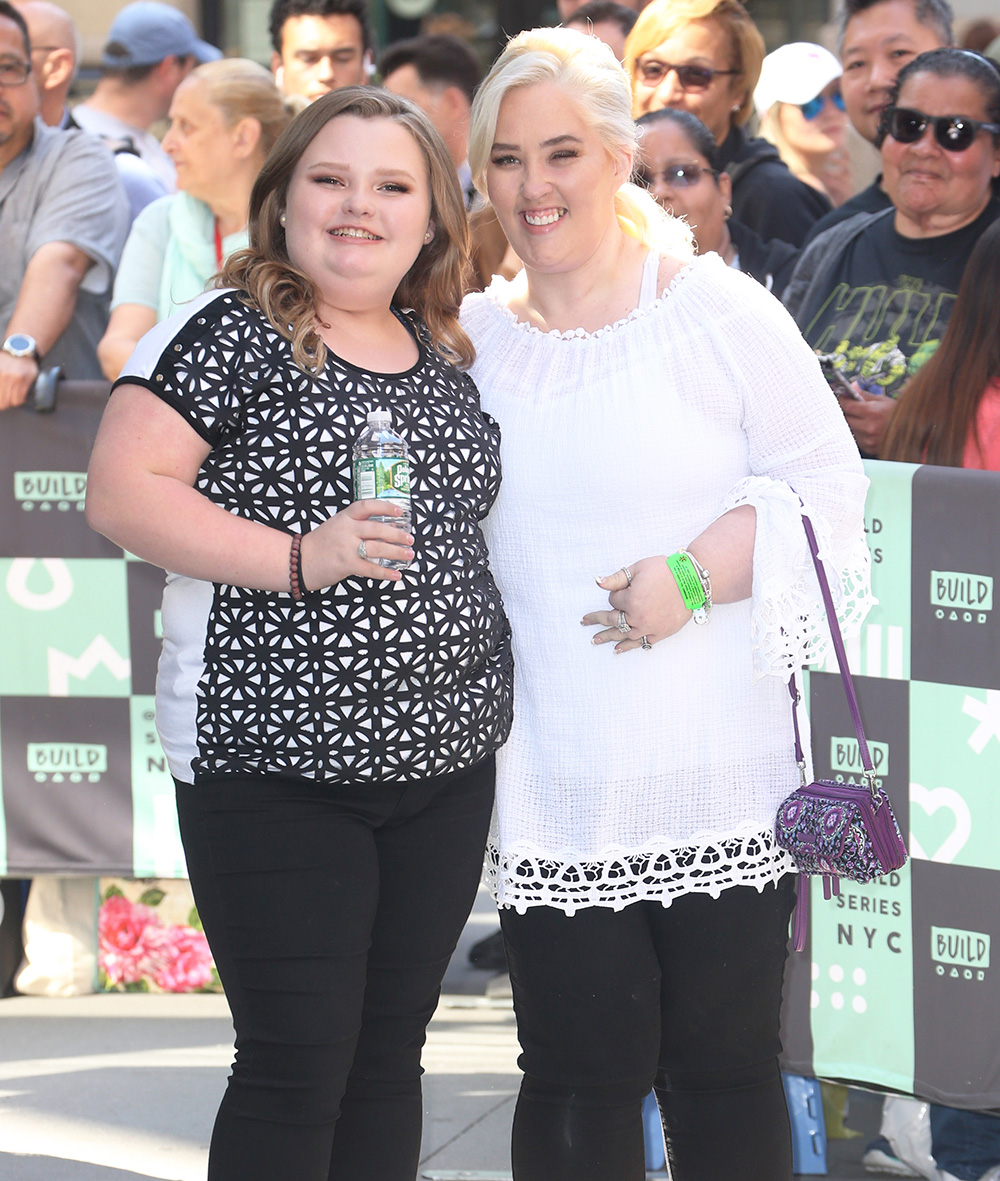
[{"xmin": 774, "ymin": 512, "xmax": 908, "ymax": 952}]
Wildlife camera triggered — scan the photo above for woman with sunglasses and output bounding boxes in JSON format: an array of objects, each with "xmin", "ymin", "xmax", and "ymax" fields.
[
  {"xmin": 785, "ymin": 48, "xmax": 1000, "ymax": 457},
  {"xmin": 624, "ymin": 0, "xmax": 834, "ymax": 247},
  {"xmin": 636, "ymin": 108, "xmax": 800, "ymax": 297},
  {"xmin": 754, "ymin": 42, "xmax": 853, "ymax": 208}
]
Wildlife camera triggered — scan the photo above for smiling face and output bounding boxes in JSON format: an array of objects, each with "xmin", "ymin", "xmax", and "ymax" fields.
[
  {"xmin": 631, "ymin": 18, "xmax": 743, "ymax": 144},
  {"xmin": 272, "ymin": 13, "xmax": 367, "ymax": 101},
  {"xmin": 636, "ymin": 117, "xmax": 730, "ymax": 255},
  {"xmin": 777, "ymin": 81, "xmax": 849, "ymax": 158},
  {"xmin": 840, "ymin": 0, "xmax": 948, "ymax": 144},
  {"xmin": 485, "ymin": 81, "xmax": 629, "ymax": 276},
  {"xmin": 282, "ymin": 114, "xmax": 433, "ymax": 306},
  {"xmin": 882, "ymin": 71, "xmax": 1000, "ymax": 234}
]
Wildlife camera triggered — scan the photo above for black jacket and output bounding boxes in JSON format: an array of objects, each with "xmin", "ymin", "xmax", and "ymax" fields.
[
  {"xmin": 801, "ymin": 177, "xmax": 893, "ymax": 247},
  {"xmin": 728, "ymin": 219, "xmax": 800, "ymax": 301},
  {"xmin": 718, "ymin": 126, "xmax": 832, "ymax": 249}
]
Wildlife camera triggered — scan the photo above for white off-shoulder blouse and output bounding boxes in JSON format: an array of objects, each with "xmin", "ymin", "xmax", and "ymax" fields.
[{"xmin": 461, "ymin": 250, "xmax": 873, "ymax": 914}]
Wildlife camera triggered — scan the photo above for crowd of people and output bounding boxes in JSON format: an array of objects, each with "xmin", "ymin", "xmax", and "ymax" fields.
[{"xmin": 3, "ymin": 0, "xmax": 1000, "ymax": 1179}]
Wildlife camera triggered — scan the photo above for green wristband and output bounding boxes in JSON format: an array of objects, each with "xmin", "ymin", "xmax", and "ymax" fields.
[{"xmin": 665, "ymin": 551, "xmax": 706, "ymax": 611}]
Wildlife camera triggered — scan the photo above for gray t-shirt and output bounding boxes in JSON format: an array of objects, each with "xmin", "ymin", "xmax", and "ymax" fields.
[{"xmin": 0, "ymin": 119, "xmax": 130, "ymax": 379}]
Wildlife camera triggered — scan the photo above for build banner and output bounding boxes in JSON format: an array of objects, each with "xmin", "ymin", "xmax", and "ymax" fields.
[
  {"xmin": 3, "ymin": 397, "xmax": 1000, "ymax": 1103},
  {"xmin": 780, "ymin": 460, "xmax": 1000, "ymax": 1110},
  {"xmin": 0, "ymin": 387, "xmax": 186, "ymax": 880}
]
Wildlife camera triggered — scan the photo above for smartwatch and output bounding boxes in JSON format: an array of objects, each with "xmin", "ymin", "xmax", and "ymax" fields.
[{"xmin": 2, "ymin": 333, "xmax": 40, "ymax": 362}]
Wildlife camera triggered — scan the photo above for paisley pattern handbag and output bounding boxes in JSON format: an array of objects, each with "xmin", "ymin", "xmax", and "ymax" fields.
[{"xmin": 774, "ymin": 512, "xmax": 908, "ymax": 951}]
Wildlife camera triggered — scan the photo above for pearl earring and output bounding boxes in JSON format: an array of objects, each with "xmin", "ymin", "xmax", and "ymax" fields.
[
  {"xmin": 424, "ymin": 230, "xmax": 433, "ymax": 243},
  {"xmin": 280, "ymin": 213, "xmax": 287, "ymax": 226}
]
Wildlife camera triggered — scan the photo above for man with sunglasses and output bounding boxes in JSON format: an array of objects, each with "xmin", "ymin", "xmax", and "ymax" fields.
[
  {"xmin": 785, "ymin": 48, "xmax": 1000, "ymax": 457},
  {"xmin": 803, "ymin": 0, "xmax": 953, "ymax": 245},
  {"xmin": 0, "ymin": 0, "xmax": 128, "ymax": 410}
]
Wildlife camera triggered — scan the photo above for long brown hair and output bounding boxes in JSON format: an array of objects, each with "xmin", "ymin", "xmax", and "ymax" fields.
[
  {"xmin": 881, "ymin": 219, "xmax": 1000, "ymax": 466},
  {"xmin": 221, "ymin": 87, "xmax": 474, "ymax": 371}
]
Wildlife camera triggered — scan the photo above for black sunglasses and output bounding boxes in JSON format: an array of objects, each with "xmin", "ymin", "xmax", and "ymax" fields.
[
  {"xmin": 635, "ymin": 162, "xmax": 718, "ymax": 189},
  {"xmin": 885, "ymin": 106, "xmax": 1000, "ymax": 152},
  {"xmin": 635, "ymin": 59, "xmax": 739, "ymax": 92}
]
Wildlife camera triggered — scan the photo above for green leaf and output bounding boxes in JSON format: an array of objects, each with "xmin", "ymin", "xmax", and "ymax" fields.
[
  {"xmin": 103, "ymin": 885, "xmax": 125, "ymax": 901},
  {"xmin": 125, "ymin": 979, "xmax": 150, "ymax": 992},
  {"xmin": 187, "ymin": 906, "xmax": 203, "ymax": 931},
  {"xmin": 138, "ymin": 888, "xmax": 166, "ymax": 907}
]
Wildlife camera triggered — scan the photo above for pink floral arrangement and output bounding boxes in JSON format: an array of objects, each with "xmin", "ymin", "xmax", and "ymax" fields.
[{"xmin": 98, "ymin": 887, "xmax": 217, "ymax": 993}]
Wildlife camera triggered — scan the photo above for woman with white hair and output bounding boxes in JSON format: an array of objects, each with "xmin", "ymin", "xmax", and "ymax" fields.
[
  {"xmin": 755, "ymin": 41, "xmax": 853, "ymax": 207},
  {"xmin": 461, "ymin": 26, "xmax": 871, "ymax": 1181}
]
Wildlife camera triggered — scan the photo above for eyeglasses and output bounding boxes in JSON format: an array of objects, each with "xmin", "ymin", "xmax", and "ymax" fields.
[
  {"xmin": 635, "ymin": 162, "xmax": 717, "ymax": 189},
  {"xmin": 800, "ymin": 90, "xmax": 846, "ymax": 121},
  {"xmin": 0, "ymin": 56, "xmax": 31, "ymax": 87},
  {"xmin": 635, "ymin": 59, "xmax": 739, "ymax": 91},
  {"xmin": 885, "ymin": 106, "xmax": 1000, "ymax": 152}
]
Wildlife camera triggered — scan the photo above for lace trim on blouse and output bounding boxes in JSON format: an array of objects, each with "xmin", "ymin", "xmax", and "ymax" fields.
[
  {"xmin": 486, "ymin": 826, "xmax": 797, "ymax": 914},
  {"xmin": 482, "ymin": 258, "xmax": 697, "ymax": 341}
]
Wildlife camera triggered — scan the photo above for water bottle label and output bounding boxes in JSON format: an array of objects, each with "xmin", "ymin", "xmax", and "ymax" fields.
[{"xmin": 355, "ymin": 456, "xmax": 410, "ymax": 503}]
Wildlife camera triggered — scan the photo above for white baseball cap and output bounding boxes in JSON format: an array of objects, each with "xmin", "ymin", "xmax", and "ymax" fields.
[{"xmin": 754, "ymin": 42, "xmax": 842, "ymax": 115}]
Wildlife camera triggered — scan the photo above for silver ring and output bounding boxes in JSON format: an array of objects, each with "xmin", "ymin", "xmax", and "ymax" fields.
[
  {"xmin": 640, "ymin": 635, "xmax": 652, "ymax": 650},
  {"xmin": 357, "ymin": 540, "xmax": 368, "ymax": 560},
  {"xmin": 621, "ymin": 566, "xmax": 633, "ymax": 587},
  {"xmin": 616, "ymin": 610, "xmax": 631, "ymax": 634}
]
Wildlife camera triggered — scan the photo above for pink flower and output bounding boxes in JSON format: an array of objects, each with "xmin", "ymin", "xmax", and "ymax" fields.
[
  {"xmin": 98, "ymin": 895, "xmax": 158, "ymax": 986},
  {"xmin": 143, "ymin": 924, "xmax": 214, "ymax": 993}
]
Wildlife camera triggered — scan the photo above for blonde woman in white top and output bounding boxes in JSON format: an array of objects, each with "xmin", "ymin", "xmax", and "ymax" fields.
[{"xmin": 461, "ymin": 27, "xmax": 871, "ymax": 1181}]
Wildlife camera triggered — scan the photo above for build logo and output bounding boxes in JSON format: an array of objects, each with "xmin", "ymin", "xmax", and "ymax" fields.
[
  {"xmin": 830, "ymin": 736, "xmax": 889, "ymax": 780},
  {"xmin": 14, "ymin": 471, "xmax": 87, "ymax": 512},
  {"xmin": 932, "ymin": 925, "xmax": 989, "ymax": 982},
  {"xmin": 27, "ymin": 741, "xmax": 107, "ymax": 783},
  {"xmin": 930, "ymin": 570, "xmax": 992, "ymax": 625}
]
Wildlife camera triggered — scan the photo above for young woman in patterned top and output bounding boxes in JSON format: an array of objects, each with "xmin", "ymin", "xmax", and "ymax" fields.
[{"xmin": 86, "ymin": 88, "xmax": 512, "ymax": 1181}]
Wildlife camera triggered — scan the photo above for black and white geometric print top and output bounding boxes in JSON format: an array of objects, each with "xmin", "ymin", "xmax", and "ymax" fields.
[{"xmin": 116, "ymin": 287, "xmax": 513, "ymax": 785}]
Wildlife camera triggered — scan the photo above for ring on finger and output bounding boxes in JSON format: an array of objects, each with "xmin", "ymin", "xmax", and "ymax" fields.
[
  {"xmin": 621, "ymin": 566, "xmax": 633, "ymax": 587},
  {"xmin": 357, "ymin": 539, "xmax": 368, "ymax": 560},
  {"xmin": 640, "ymin": 635, "xmax": 652, "ymax": 651},
  {"xmin": 617, "ymin": 610, "xmax": 631, "ymax": 635}
]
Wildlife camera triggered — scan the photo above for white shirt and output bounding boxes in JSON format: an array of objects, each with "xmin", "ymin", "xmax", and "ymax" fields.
[
  {"xmin": 72, "ymin": 105, "xmax": 176, "ymax": 192},
  {"xmin": 461, "ymin": 251, "xmax": 872, "ymax": 914}
]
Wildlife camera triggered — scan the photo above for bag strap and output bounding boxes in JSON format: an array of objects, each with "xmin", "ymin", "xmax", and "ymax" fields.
[{"xmin": 790, "ymin": 511, "xmax": 877, "ymax": 795}]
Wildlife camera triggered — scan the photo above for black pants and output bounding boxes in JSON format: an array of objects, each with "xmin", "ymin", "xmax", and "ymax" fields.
[
  {"xmin": 175, "ymin": 757, "xmax": 495, "ymax": 1181},
  {"xmin": 500, "ymin": 876, "xmax": 797, "ymax": 1181}
]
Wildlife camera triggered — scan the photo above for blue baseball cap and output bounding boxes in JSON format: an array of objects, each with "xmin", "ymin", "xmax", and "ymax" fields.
[{"xmin": 101, "ymin": 2, "xmax": 222, "ymax": 68}]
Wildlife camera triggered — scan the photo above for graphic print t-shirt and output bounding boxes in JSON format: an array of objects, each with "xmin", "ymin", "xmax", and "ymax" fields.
[{"xmin": 799, "ymin": 198, "xmax": 1000, "ymax": 396}]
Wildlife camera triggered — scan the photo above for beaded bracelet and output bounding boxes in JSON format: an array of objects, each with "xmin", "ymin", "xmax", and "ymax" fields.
[
  {"xmin": 289, "ymin": 533, "xmax": 306, "ymax": 600},
  {"xmin": 665, "ymin": 550, "xmax": 712, "ymax": 626}
]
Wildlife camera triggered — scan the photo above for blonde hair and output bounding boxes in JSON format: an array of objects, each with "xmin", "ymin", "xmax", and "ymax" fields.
[
  {"xmin": 186, "ymin": 58, "xmax": 293, "ymax": 159},
  {"xmin": 221, "ymin": 87, "xmax": 474, "ymax": 371},
  {"xmin": 469, "ymin": 27, "xmax": 692, "ymax": 257},
  {"xmin": 757, "ymin": 102, "xmax": 792, "ymax": 161},
  {"xmin": 623, "ymin": 0, "xmax": 765, "ymax": 128}
]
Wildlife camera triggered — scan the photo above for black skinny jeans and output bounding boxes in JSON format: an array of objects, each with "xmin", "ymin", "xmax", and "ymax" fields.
[
  {"xmin": 174, "ymin": 758, "xmax": 495, "ymax": 1181},
  {"xmin": 500, "ymin": 876, "xmax": 797, "ymax": 1181}
]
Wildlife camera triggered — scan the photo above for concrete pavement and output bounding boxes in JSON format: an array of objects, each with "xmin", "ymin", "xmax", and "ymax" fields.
[{"xmin": 0, "ymin": 885, "xmax": 884, "ymax": 1179}]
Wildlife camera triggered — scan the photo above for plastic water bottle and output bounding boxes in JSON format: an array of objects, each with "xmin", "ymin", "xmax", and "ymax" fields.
[{"xmin": 352, "ymin": 408, "xmax": 412, "ymax": 570}]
